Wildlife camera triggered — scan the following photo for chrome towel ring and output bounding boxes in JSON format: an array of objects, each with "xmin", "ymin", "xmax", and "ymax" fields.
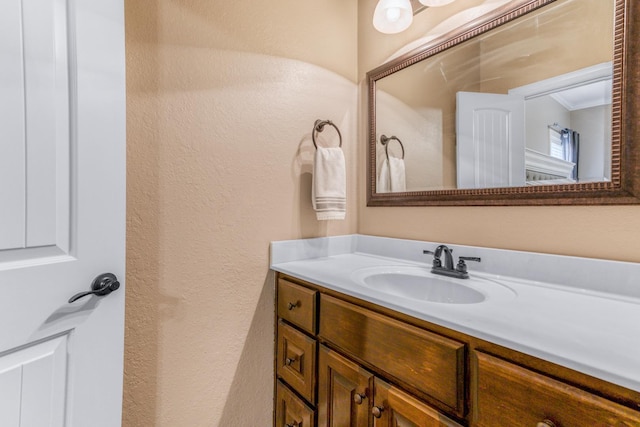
[
  {"xmin": 312, "ymin": 119, "xmax": 342, "ymax": 149},
  {"xmin": 380, "ymin": 135, "xmax": 405, "ymax": 160}
]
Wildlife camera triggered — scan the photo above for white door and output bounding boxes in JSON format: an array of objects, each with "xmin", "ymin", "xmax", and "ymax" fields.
[
  {"xmin": 0, "ymin": 0, "xmax": 126, "ymax": 426},
  {"xmin": 456, "ymin": 91, "xmax": 525, "ymax": 189}
]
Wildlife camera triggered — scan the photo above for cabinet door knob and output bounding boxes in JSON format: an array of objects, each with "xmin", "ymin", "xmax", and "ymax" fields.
[
  {"xmin": 285, "ymin": 423, "xmax": 298, "ymax": 427},
  {"xmin": 537, "ymin": 420, "xmax": 557, "ymax": 427},
  {"xmin": 372, "ymin": 406, "xmax": 384, "ymax": 418},
  {"xmin": 287, "ymin": 302, "xmax": 297, "ymax": 310},
  {"xmin": 353, "ymin": 392, "xmax": 366, "ymax": 405},
  {"xmin": 285, "ymin": 357, "xmax": 297, "ymax": 366}
]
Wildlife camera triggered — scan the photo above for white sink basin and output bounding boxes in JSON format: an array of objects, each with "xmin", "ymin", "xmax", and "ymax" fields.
[{"xmin": 350, "ymin": 266, "xmax": 515, "ymax": 304}]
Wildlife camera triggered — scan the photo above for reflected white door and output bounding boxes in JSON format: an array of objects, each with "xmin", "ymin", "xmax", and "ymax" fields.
[
  {"xmin": 456, "ymin": 92, "xmax": 525, "ymax": 189},
  {"xmin": 0, "ymin": 0, "xmax": 125, "ymax": 426}
]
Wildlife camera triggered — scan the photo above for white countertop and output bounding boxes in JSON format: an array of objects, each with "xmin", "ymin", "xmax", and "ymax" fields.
[{"xmin": 270, "ymin": 234, "xmax": 640, "ymax": 393}]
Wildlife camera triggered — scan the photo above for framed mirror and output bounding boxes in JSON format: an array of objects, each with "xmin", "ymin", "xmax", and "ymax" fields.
[{"xmin": 367, "ymin": 0, "xmax": 640, "ymax": 206}]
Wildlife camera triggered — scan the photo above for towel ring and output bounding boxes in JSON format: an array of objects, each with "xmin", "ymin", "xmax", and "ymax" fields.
[
  {"xmin": 380, "ymin": 135, "xmax": 405, "ymax": 160},
  {"xmin": 312, "ymin": 119, "xmax": 342, "ymax": 149}
]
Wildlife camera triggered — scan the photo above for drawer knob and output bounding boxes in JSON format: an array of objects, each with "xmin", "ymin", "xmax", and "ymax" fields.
[
  {"xmin": 285, "ymin": 356, "xmax": 297, "ymax": 366},
  {"xmin": 353, "ymin": 392, "xmax": 366, "ymax": 405},
  {"xmin": 287, "ymin": 302, "xmax": 297, "ymax": 310},
  {"xmin": 537, "ymin": 420, "xmax": 557, "ymax": 427},
  {"xmin": 372, "ymin": 406, "xmax": 384, "ymax": 418}
]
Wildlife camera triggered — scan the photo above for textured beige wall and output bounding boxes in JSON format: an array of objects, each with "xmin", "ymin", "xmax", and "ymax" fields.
[
  {"xmin": 124, "ymin": 1, "xmax": 357, "ymax": 425},
  {"xmin": 357, "ymin": 0, "xmax": 640, "ymax": 263}
]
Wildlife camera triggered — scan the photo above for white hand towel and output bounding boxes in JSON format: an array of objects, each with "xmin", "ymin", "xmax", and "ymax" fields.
[
  {"xmin": 388, "ymin": 156, "xmax": 406, "ymax": 192},
  {"xmin": 377, "ymin": 158, "xmax": 390, "ymax": 193},
  {"xmin": 312, "ymin": 146, "xmax": 346, "ymax": 220}
]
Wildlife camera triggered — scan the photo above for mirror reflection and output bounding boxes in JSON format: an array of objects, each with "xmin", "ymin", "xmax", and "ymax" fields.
[{"xmin": 374, "ymin": 0, "xmax": 614, "ymax": 193}]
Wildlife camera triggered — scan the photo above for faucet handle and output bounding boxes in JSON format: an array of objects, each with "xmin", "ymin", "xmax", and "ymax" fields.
[
  {"xmin": 423, "ymin": 249, "xmax": 441, "ymax": 268},
  {"xmin": 456, "ymin": 256, "xmax": 481, "ymax": 274}
]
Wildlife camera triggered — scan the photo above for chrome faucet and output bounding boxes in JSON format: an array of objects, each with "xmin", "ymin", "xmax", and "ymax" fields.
[{"xmin": 423, "ymin": 245, "xmax": 481, "ymax": 279}]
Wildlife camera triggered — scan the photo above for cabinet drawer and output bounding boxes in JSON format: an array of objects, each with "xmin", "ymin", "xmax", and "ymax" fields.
[
  {"xmin": 278, "ymin": 279, "xmax": 317, "ymax": 334},
  {"xmin": 373, "ymin": 377, "xmax": 462, "ymax": 427},
  {"xmin": 277, "ymin": 320, "xmax": 317, "ymax": 403},
  {"xmin": 319, "ymin": 295, "xmax": 466, "ymax": 414},
  {"xmin": 475, "ymin": 351, "xmax": 640, "ymax": 427},
  {"xmin": 276, "ymin": 380, "xmax": 316, "ymax": 427}
]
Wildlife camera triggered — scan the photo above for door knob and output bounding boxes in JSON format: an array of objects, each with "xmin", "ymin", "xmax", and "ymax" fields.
[{"xmin": 69, "ymin": 273, "xmax": 120, "ymax": 303}]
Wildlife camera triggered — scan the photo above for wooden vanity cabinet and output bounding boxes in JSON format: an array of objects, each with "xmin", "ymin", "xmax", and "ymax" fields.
[{"xmin": 274, "ymin": 273, "xmax": 640, "ymax": 427}]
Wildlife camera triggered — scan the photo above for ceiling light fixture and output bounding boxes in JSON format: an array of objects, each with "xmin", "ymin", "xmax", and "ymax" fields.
[
  {"xmin": 373, "ymin": 0, "xmax": 457, "ymax": 34},
  {"xmin": 419, "ymin": 0, "xmax": 456, "ymax": 6},
  {"xmin": 373, "ymin": 0, "xmax": 414, "ymax": 34}
]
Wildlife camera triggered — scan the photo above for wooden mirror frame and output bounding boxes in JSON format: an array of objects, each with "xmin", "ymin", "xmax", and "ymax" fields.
[{"xmin": 367, "ymin": 0, "xmax": 640, "ymax": 206}]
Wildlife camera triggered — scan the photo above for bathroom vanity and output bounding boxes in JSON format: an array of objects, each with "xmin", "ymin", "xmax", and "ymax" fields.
[{"xmin": 271, "ymin": 235, "xmax": 640, "ymax": 427}]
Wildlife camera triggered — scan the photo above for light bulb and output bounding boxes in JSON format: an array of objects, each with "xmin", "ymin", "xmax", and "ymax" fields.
[
  {"xmin": 373, "ymin": 0, "xmax": 413, "ymax": 34},
  {"xmin": 386, "ymin": 7, "xmax": 401, "ymax": 22},
  {"xmin": 419, "ymin": 0, "xmax": 456, "ymax": 6}
]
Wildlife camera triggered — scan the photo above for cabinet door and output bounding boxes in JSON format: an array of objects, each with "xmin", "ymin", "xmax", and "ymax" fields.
[
  {"xmin": 318, "ymin": 345, "xmax": 374, "ymax": 427},
  {"xmin": 276, "ymin": 380, "xmax": 316, "ymax": 427},
  {"xmin": 372, "ymin": 378, "xmax": 462, "ymax": 427}
]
